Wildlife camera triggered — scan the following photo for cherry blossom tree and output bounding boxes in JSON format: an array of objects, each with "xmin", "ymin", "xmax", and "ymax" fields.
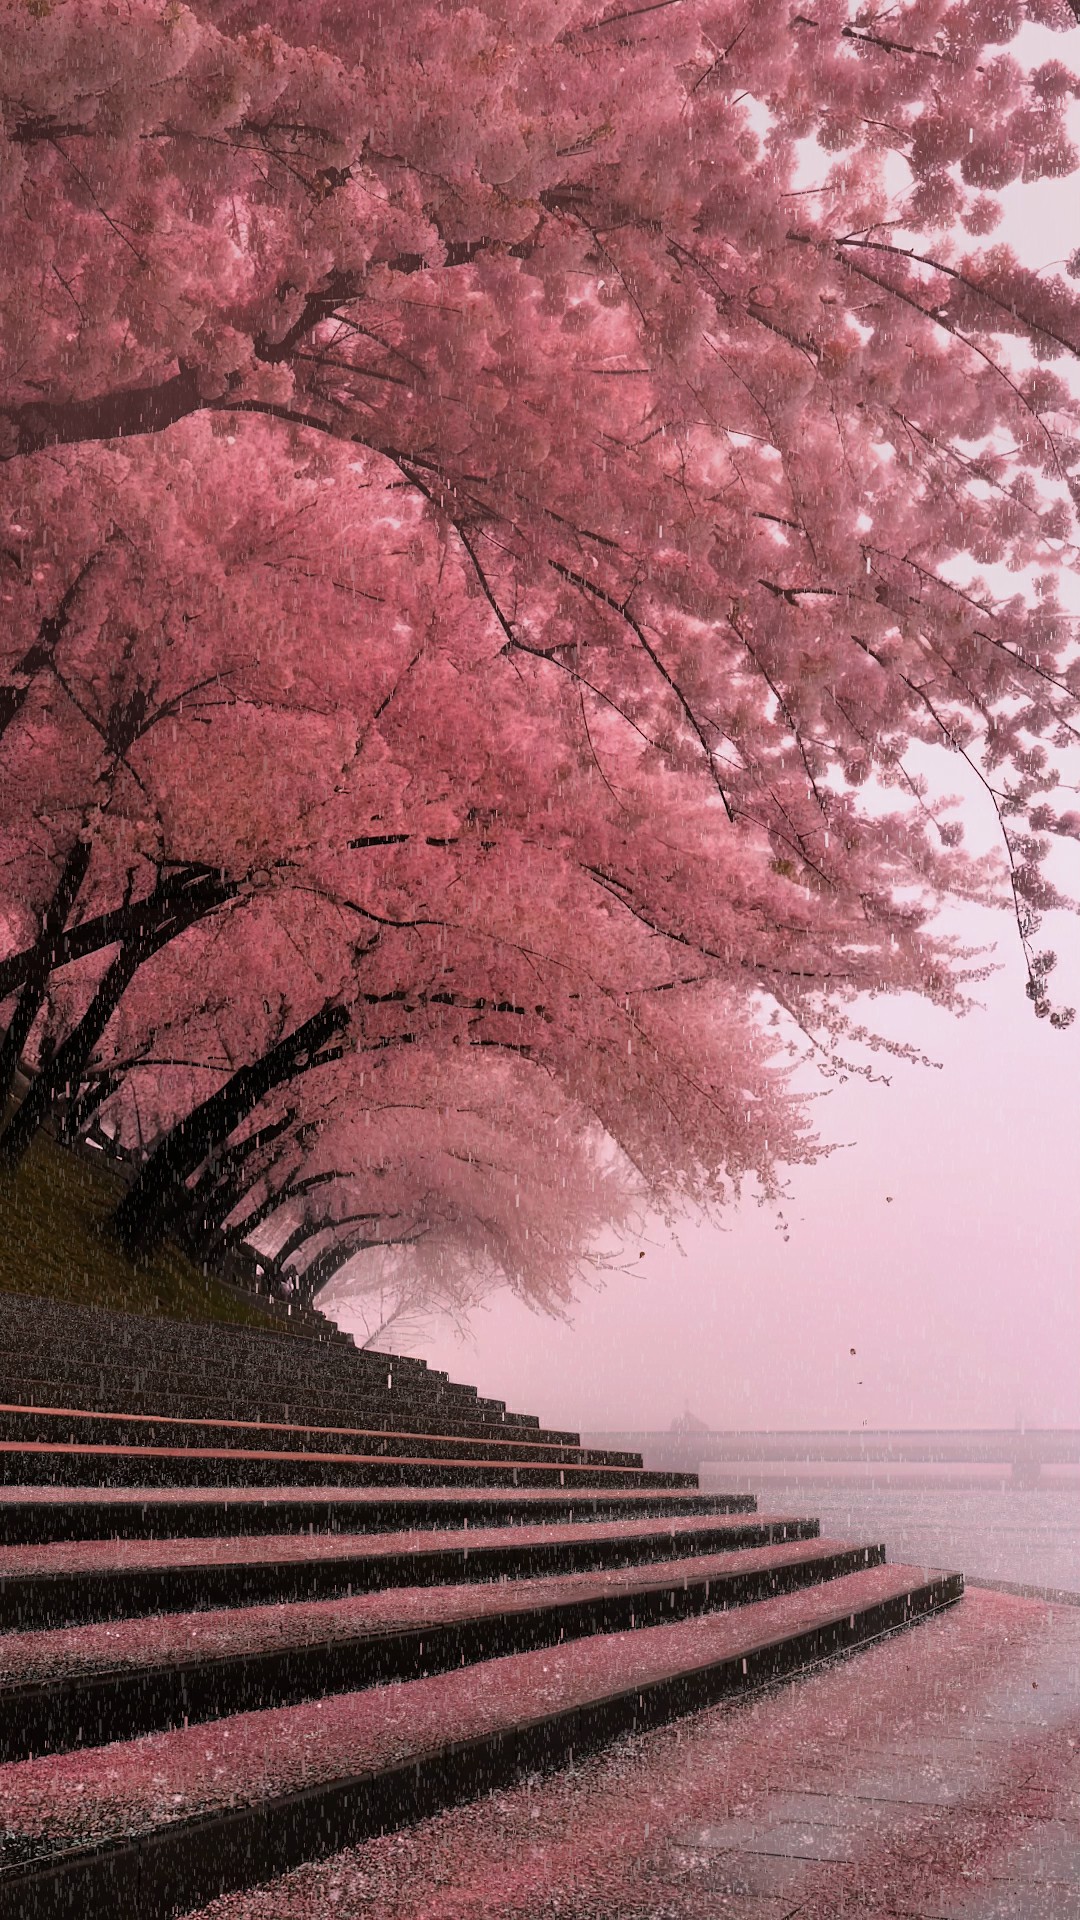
[{"xmin": 2, "ymin": 0, "xmax": 1079, "ymax": 1311}]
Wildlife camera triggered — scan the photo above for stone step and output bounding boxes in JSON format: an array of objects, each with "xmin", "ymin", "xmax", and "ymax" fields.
[
  {"xmin": 0, "ymin": 1483, "xmax": 753, "ymax": 1547},
  {"xmin": 0, "ymin": 1319, "xmax": 400, "ymax": 1371},
  {"xmin": 0, "ymin": 1293, "xmax": 390, "ymax": 1361},
  {"xmin": 0, "ymin": 1352, "xmax": 495, "ymax": 1407},
  {"xmin": 0, "ymin": 1537, "xmax": 884, "ymax": 1760},
  {"xmin": 0, "ymin": 1508, "xmax": 799, "ymax": 1629},
  {"xmin": 0, "ymin": 1405, "xmax": 637, "ymax": 1469},
  {"xmin": 0, "ymin": 1383, "xmax": 568, "ymax": 1444},
  {"xmin": 0, "ymin": 1563, "xmax": 963, "ymax": 1920},
  {"xmin": 0, "ymin": 1295, "xmax": 348, "ymax": 1353},
  {"xmin": 0, "ymin": 1341, "xmax": 502, "ymax": 1409},
  {"xmin": 0, "ymin": 1313, "xmax": 443, "ymax": 1371},
  {"xmin": 0, "ymin": 1367, "xmax": 523, "ymax": 1430},
  {"xmin": 0, "ymin": 1439, "xmax": 698, "ymax": 1493},
  {"xmin": 197, "ymin": 1286, "xmax": 353, "ymax": 1343}
]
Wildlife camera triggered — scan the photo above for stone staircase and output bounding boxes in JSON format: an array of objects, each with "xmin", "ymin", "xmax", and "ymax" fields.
[{"xmin": 0, "ymin": 1293, "xmax": 963, "ymax": 1919}]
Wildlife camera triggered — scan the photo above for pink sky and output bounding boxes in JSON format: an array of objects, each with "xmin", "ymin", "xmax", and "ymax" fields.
[{"xmin": 345, "ymin": 23, "xmax": 1080, "ymax": 1436}]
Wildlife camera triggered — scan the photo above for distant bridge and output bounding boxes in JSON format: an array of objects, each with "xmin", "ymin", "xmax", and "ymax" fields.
[{"xmin": 581, "ymin": 1430, "xmax": 1080, "ymax": 1488}]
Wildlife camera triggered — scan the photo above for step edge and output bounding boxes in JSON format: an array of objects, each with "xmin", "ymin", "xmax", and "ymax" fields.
[
  {"xmin": 0, "ymin": 1406, "xmax": 607, "ymax": 1460},
  {"xmin": 0, "ymin": 1542, "xmax": 889, "ymax": 1760},
  {"xmin": 0, "ymin": 1569, "xmax": 964, "ymax": 1919},
  {"xmin": 0, "ymin": 1520, "xmax": 820, "ymax": 1628}
]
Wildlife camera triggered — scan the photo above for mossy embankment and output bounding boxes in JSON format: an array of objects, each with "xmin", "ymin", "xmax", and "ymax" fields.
[{"xmin": 0, "ymin": 1132, "xmax": 281, "ymax": 1330}]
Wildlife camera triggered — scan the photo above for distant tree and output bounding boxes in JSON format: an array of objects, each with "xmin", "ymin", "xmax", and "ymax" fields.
[{"xmin": 2, "ymin": 0, "xmax": 1079, "ymax": 1311}]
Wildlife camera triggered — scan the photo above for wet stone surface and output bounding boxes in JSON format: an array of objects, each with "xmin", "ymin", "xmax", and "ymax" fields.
[
  {"xmin": 0, "ymin": 1565, "xmax": 927, "ymax": 1868},
  {"xmin": 181, "ymin": 1589, "xmax": 1080, "ymax": 1920},
  {"xmin": 0, "ymin": 1510, "xmax": 802, "ymax": 1579},
  {"xmin": 0, "ymin": 1536, "xmax": 849, "ymax": 1686}
]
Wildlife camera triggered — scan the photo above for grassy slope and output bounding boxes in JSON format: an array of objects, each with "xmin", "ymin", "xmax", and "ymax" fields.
[{"xmin": 0, "ymin": 1132, "xmax": 282, "ymax": 1330}]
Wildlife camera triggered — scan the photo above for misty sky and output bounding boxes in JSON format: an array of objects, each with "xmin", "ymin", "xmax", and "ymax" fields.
[{"xmin": 343, "ymin": 30, "xmax": 1080, "ymax": 1437}]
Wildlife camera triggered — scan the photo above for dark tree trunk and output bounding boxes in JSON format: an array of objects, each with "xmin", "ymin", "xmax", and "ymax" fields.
[
  {"xmin": 221, "ymin": 1170, "xmax": 346, "ymax": 1252},
  {"xmin": 266, "ymin": 1221, "xmax": 327, "ymax": 1282},
  {"xmin": 0, "ymin": 241, "xmax": 523, "ymax": 458},
  {"xmin": 270, "ymin": 1208, "xmax": 397, "ymax": 1284},
  {"xmin": 0, "ymin": 837, "xmax": 92, "ymax": 1117},
  {"xmin": 0, "ymin": 882, "xmax": 234, "ymax": 1169},
  {"xmin": 2, "ymin": 931, "xmax": 160, "ymax": 1169},
  {"xmin": 204, "ymin": 1112, "xmax": 297, "ymax": 1192},
  {"xmin": 0, "ymin": 550, "xmax": 110, "ymax": 742},
  {"xmin": 56, "ymin": 1071, "xmax": 119, "ymax": 1147},
  {"xmin": 293, "ymin": 1231, "xmax": 379, "ymax": 1306},
  {"xmin": 0, "ymin": 865, "xmax": 237, "ymax": 1001},
  {"xmin": 5, "ymin": 365, "xmax": 204, "ymax": 459},
  {"xmin": 111, "ymin": 1004, "xmax": 349, "ymax": 1258},
  {"xmin": 288, "ymin": 1215, "xmax": 411, "ymax": 1305},
  {"xmin": 182, "ymin": 1111, "xmax": 297, "ymax": 1250}
]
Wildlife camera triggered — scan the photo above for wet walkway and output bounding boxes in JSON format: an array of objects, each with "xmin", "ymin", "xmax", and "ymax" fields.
[{"xmin": 188, "ymin": 1586, "xmax": 1080, "ymax": 1919}]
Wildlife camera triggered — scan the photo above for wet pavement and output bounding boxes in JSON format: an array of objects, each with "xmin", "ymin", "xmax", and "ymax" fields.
[
  {"xmin": 0, "ymin": 1564, "xmax": 928, "ymax": 1871},
  {"xmin": 184, "ymin": 1586, "xmax": 1080, "ymax": 1920}
]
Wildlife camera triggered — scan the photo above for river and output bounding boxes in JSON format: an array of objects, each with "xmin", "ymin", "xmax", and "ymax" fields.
[{"xmin": 698, "ymin": 1474, "xmax": 1080, "ymax": 1597}]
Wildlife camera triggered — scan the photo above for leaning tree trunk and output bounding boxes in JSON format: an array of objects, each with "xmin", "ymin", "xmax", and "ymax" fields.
[
  {"xmin": 55, "ymin": 1069, "xmax": 119, "ymax": 1147},
  {"xmin": 292, "ymin": 1232, "xmax": 378, "ymax": 1307},
  {"xmin": 0, "ymin": 837, "xmax": 92, "ymax": 1120},
  {"xmin": 0, "ymin": 880, "xmax": 231, "ymax": 1170},
  {"xmin": 111, "ymin": 1003, "xmax": 349, "ymax": 1259},
  {"xmin": 0, "ymin": 547, "xmax": 109, "ymax": 744},
  {"xmin": 0, "ymin": 918, "xmax": 176, "ymax": 1169},
  {"xmin": 0, "ymin": 863, "xmax": 236, "ymax": 1004},
  {"xmin": 220, "ymin": 1169, "xmax": 346, "ymax": 1253},
  {"xmin": 290, "ymin": 1220, "xmax": 416, "ymax": 1307},
  {"xmin": 268, "ymin": 1208, "xmax": 394, "ymax": 1287},
  {"xmin": 180, "ymin": 1111, "xmax": 297, "ymax": 1255},
  {"xmin": 266, "ymin": 1219, "xmax": 330, "ymax": 1281}
]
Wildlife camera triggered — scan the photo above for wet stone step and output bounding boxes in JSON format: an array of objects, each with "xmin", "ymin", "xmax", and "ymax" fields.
[
  {"xmin": 0, "ymin": 1511, "xmax": 806, "ymax": 1629},
  {"xmin": 0, "ymin": 1384, "xmax": 565, "ymax": 1442},
  {"xmin": 0, "ymin": 1484, "xmax": 754, "ymax": 1546},
  {"xmin": 0, "ymin": 1319, "xmax": 390, "ymax": 1353},
  {"xmin": 0, "ymin": 1344, "xmax": 466, "ymax": 1390},
  {"xmin": 0, "ymin": 1359, "xmax": 492, "ymax": 1410},
  {"xmin": 0, "ymin": 1563, "xmax": 963, "ymax": 1920},
  {"xmin": 0, "ymin": 1407, "xmax": 642, "ymax": 1470},
  {"xmin": 0, "ymin": 1326, "xmax": 391, "ymax": 1368},
  {"xmin": 0, "ymin": 1371, "xmax": 507, "ymax": 1420},
  {"xmin": 0, "ymin": 1296, "xmax": 387, "ymax": 1360},
  {"xmin": 0, "ymin": 1538, "xmax": 886, "ymax": 1759},
  {"xmin": 0, "ymin": 1440, "xmax": 698, "ymax": 1493},
  {"xmin": 0, "ymin": 1314, "xmax": 434, "ymax": 1357}
]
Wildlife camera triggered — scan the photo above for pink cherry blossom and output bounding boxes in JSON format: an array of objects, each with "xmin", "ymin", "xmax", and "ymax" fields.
[{"xmin": 1, "ymin": 0, "xmax": 1078, "ymax": 1309}]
